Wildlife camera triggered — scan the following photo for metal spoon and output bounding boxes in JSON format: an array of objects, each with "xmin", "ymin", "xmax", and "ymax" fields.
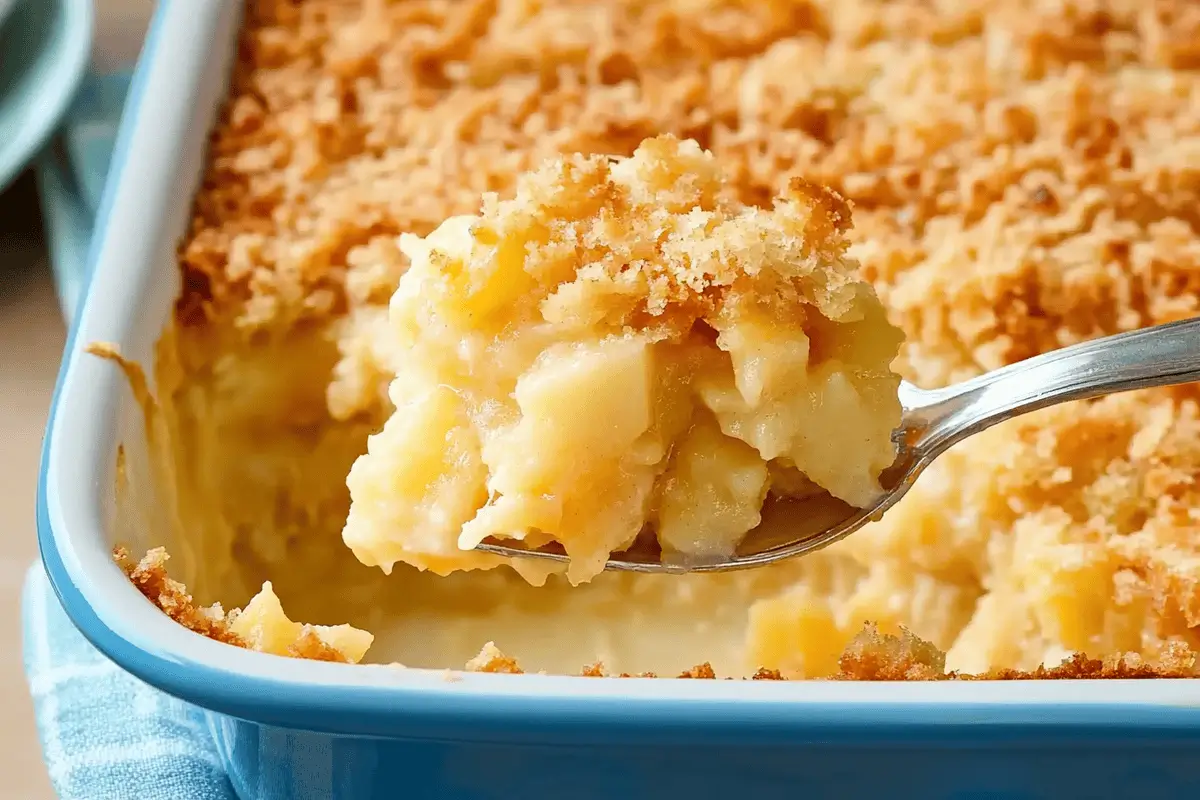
[{"xmin": 476, "ymin": 316, "xmax": 1200, "ymax": 574}]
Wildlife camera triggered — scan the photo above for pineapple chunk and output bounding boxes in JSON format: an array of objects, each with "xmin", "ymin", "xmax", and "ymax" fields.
[
  {"xmin": 344, "ymin": 385, "xmax": 491, "ymax": 572},
  {"xmin": 656, "ymin": 413, "xmax": 770, "ymax": 559},
  {"xmin": 746, "ymin": 589, "xmax": 843, "ymax": 678},
  {"xmin": 230, "ymin": 582, "xmax": 374, "ymax": 664},
  {"xmin": 461, "ymin": 336, "xmax": 662, "ymax": 579}
]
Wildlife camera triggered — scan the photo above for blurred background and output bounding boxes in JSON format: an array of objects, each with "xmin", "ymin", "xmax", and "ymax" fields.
[
  {"xmin": 1, "ymin": 0, "xmax": 151, "ymax": 795},
  {"xmin": 0, "ymin": 172, "xmax": 59, "ymax": 799}
]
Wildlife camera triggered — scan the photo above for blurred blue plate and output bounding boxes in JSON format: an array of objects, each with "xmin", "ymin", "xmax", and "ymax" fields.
[
  {"xmin": 0, "ymin": 0, "xmax": 93, "ymax": 196},
  {"xmin": 0, "ymin": 0, "xmax": 18, "ymax": 32}
]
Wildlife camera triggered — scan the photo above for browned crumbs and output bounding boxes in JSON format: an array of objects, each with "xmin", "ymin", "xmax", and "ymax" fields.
[
  {"xmin": 463, "ymin": 642, "xmax": 524, "ymax": 674},
  {"xmin": 116, "ymin": 547, "xmax": 246, "ymax": 648},
  {"xmin": 116, "ymin": 547, "xmax": 352, "ymax": 663},
  {"xmin": 182, "ymin": 0, "xmax": 1200, "ymax": 381}
]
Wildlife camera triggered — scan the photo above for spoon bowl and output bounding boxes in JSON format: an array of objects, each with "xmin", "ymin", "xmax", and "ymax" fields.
[{"xmin": 477, "ymin": 316, "xmax": 1200, "ymax": 573}]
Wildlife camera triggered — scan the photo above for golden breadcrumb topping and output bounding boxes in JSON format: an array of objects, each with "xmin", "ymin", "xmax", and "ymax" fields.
[
  {"xmin": 395, "ymin": 137, "xmax": 874, "ymax": 336},
  {"xmin": 116, "ymin": 548, "xmax": 371, "ymax": 663},
  {"xmin": 154, "ymin": 0, "xmax": 1200, "ymax": 679},
  {"xmin": 342, "ymin": 135, "xmax": 902, "ymax": 584},
  {"xmin": 117, "ymin": 547, "xmax": 247, "ymax": 648},
  {"xmin": 464, "ymin": 642, "xmax": 524, "ymax": 674},
  {"xmin": 182, "ymin": 1, "xmax": 1200, "ymax": 385},
  {"xmin": 836, "ymin": 624, "xmax": 1199, "ymax": 681}
]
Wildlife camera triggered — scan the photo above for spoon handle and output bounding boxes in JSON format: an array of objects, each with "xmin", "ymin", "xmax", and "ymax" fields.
[{"xmin": 907, "ymin": 315, "xmax": 1200, "ymax": 458}]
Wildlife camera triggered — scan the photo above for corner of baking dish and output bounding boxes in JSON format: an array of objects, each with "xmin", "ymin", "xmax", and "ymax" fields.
[{"xmin": 34, "ymin": 0, "xmax": 1200, "ymax": 741}]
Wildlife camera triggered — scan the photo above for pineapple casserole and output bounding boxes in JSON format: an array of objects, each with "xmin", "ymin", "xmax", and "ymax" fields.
[
  {"xmin": 111, "ymin": 0, "xmax": 1200, "ymax": 678},
  {"xmin": 341, "ymin": 136, "xmax": 903, "ymax": 585}
]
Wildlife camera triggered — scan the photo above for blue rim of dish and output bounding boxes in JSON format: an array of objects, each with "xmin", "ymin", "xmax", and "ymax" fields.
[
  {"xmin": 35, "ymin": 1, "xmax": 1200, "ymax": 744},
  {"xmin": 0, "ymin": 0, "xmax": 93, "ymax": 195}
]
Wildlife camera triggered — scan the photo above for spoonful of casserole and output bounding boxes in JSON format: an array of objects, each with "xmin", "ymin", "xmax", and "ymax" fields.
[{"xmin": 341, "ymin": 135, "xmax": 1200, "ymax": 583}]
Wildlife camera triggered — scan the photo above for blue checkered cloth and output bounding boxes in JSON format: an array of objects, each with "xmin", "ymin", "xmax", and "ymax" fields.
[
  {"xmin": 23, "ymin": 566, "xmax": 238, "ymax": 800},
  {"xmin": 24, "ymin": 69, "xmax": 239, "ymax": 799}
]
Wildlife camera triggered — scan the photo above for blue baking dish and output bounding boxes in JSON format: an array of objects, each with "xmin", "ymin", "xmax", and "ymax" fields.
[{"xmin": 36, "ymin": 2, "xmax": 1200, "ymax": 798}]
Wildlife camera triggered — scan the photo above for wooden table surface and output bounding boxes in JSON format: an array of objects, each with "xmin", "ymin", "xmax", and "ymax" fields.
[{"xmin": 0, "ymin": 170, "xmax": 67, "ymax": 799}]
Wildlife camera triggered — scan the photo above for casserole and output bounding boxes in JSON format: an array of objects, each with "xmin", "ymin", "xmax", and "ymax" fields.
[{"xmin": 38, "ymin": 2, "xmax": 1200, "ymax": 797}]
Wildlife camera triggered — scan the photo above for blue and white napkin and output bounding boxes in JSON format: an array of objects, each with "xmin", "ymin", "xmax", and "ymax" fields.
[{"xmin": 23, "ymin": 566, "xmax": 237, "ymax": 800}]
